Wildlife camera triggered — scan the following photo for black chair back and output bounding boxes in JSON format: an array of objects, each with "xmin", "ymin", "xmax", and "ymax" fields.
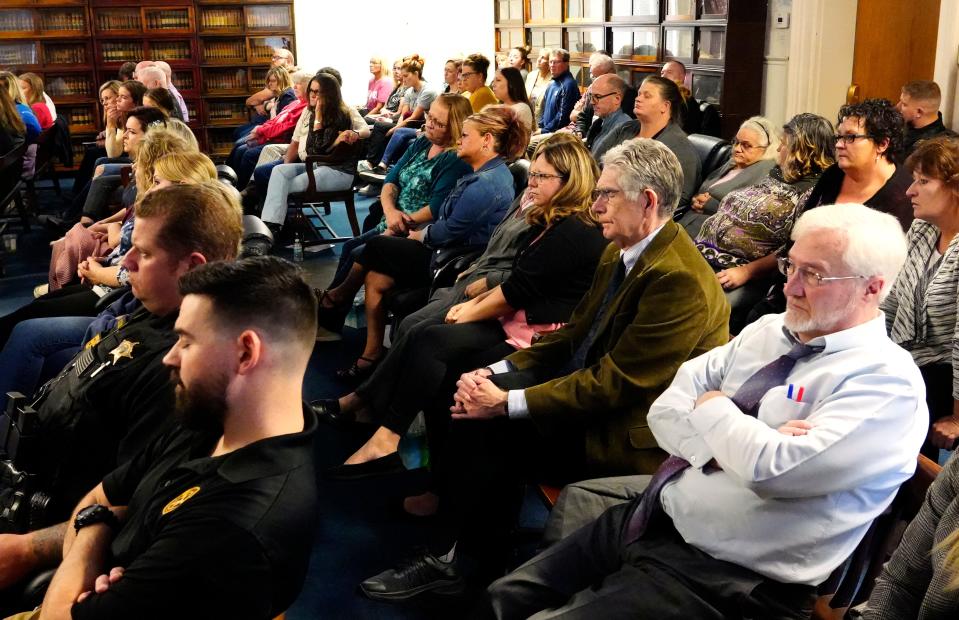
[
  {"xmin": 687, "ymin": 133, "xmax": 731, "ymax": 179},
  {"xmin": 508, "ymin": 158, "xmax": 530, "ymax": 198}
]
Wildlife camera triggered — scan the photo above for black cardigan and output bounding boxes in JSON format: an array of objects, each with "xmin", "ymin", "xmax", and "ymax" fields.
[
  {"xmin": 500, "ymin": 214, "xmax": 607, "ymax": 324},
  {"xmin": 801, "ymin": 162, "xmax": 914, "ymax": 231}
]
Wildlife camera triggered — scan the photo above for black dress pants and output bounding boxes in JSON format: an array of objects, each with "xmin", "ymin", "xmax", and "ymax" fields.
[
  {"xmin": 429, "ymin": 411, "xmax": 586, "ymax": 579},
  {"xmin": 485, "ymin": 503, "xmax": 816, "ymax": 620}
]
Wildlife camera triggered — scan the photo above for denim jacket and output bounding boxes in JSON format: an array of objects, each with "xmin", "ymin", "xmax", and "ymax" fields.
[{"xmin": 424, "ymin": 157, "xmax": 514, "ymax": 248}]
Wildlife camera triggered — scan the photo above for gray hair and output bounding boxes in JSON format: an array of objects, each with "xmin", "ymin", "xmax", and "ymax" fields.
[
  {"xmin": 601, "ymin": 138, "xmax": 683, "ymax": 217},
  {"xmin": 791, "ymin": 203, "xmax": 907, "ymax": 301},
  {"xmin": 153, "ymin": 61, "xmax": 172, "ymax": 78},
  {"xmin": 139, "ymin": 66, "xmax": 167, "ymax": 88},
  {"xmin": 589, "ymin": 52, "xmax": 615, "ymax": 75},
  {"xmin": 551, "ymin": 48, "xmax": 571, "ymax": 62},
  {"xmin": 291, "ymin": 70, "xmax": 312, "ymax": 86},
  {"xmin": 740, "ymin": 115, "xmax": 780, "ymax": 161}
]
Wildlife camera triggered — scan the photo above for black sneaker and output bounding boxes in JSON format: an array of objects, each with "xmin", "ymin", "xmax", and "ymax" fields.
[{"xmin": 360, "ymin": 551, "xmax": 465, "ymax": 601}]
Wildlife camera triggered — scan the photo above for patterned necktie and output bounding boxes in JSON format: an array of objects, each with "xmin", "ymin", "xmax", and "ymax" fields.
[
  {"xmin": 569, "ymin": 259, "xmax": 626, "ymax": 370},
  {"xmin": 622, "ymin": 339, "xmax": 822, "ymax": 544}
]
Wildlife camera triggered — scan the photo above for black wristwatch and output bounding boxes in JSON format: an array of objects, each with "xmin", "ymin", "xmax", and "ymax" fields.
[{"xmin": 74, "ymin": 504, "xmax": 119, "ymax": 533}]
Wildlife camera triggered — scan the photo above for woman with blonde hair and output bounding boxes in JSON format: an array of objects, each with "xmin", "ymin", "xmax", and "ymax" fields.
[
  {"xmin": 525, "ymin": 48, "xmax": 552, "ymax": 121},
  {"xmin": 315, "ymin": 133, "xmax": 608, "ymax": 480},
  {"xmin": 17, "ymin": 72, "xmax": 53, "ymax": 129},
  {"xmin": 260, "ymin": 65, "xmax": 295, "ymax": 118},
  {"xmin": 0, "ymin": 71, "xmax": 39, "ymax": 143},
  {"xmin": 322, "ymin": 105, "xmax": 527, "ymax": 380},
  {"xmin": 150, "ymin": 151, "xmax": 217, "ymax": 190},
  {"xmin": 361, "ymin": 55, "xmax": 394, "ymax": 116},
  {"xmin": 0, "ymin": 83, "xmax": 26, "ymax": 154}
]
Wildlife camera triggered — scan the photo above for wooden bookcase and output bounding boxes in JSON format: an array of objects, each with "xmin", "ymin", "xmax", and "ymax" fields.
[
  {"xmin": 0, "ymin": 0, "xmax": 296, "ymax": 168},
  {"xmin": 495, "ymin": 0, "xmax": 767, "ymax": 138}
]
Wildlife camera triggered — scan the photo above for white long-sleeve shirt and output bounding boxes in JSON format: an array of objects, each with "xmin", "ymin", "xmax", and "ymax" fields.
[{"xmin": 647, "ymin": 312, "xmax": 928, "ymax": 585}]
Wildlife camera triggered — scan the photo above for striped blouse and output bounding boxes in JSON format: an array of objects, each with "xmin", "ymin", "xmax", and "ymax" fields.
[{"xmin": 881, "ymin": 220, "xmax": 959, "ymax": 398}]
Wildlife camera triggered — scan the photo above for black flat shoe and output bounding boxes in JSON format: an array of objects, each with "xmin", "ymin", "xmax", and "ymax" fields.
[
  {"xmin": 324, "ymin": 452, "xmax": 406, "ymax": 481},
  {"xmin": 309, "ymin": 398, "xmax": 358, "ymax": 430},
  {"xmin": 334, "ymin": 356, "xmax": 379, "ymax": 382}
]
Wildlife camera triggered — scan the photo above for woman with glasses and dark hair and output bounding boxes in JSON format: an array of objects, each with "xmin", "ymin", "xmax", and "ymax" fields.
[
  {"xmin": 679, "ymin": 116, "xmax": 779, "ymax": 236},
  {"xmin": 880, "ymin": 137, "xmax": 959, "ymax": 457},
  {"xmin": 313, "ymin": 134, "xmax": 607, "ymax": 482},
  {"xmin": 593, "ymin": 75, "xmax": 700, "ymax": 214},
  {"xmin": 492, "ymin": 66, "xmax": 537, "ymax": 133},
  {"xmin": 798, "ymin": 98, "xmax": 913, "ymax": 230},
  {"xmin": 694, "ymin": 112, "xmax": 836, "ymax": 333}
]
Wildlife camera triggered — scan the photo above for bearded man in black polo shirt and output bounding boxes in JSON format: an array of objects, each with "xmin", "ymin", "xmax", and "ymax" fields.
[{"xmin": 6, "ymin": 257, "xmax": 319, "ymax": 620}]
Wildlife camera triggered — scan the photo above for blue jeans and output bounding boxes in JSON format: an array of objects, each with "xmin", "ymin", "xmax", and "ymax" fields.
[
  {"xmin": 253, "ymin": 158, "xmax": 285, "ymax": 197},
  {"xmin": 381, "ymin": 128, "xmax": 417, "ymax": 167},
  {"xmin": 0, "ymin": 316, "xmax": 92, "ymax": 410},
  {"xmin": 228, "ymin": 143, "xmax": 266, "ymax": 189},
  {"xmin": 331, "ymin": 228, "xmax": 381, "ymax": 288}
]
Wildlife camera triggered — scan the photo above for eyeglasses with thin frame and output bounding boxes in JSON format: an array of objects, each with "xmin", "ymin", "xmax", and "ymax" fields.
[
  {"xmin": 833, "ymin": 133, "xmax": 873, "ymax": 145},
  {"xmin": 730, "ymin": 138, "xmax": 768, "ymax": 150},
  {"xmin": 308, "ymin": 88, "xmax": 320, "ymax": 95},
  {"xmin": 460, "ymin": 71, "xmax": 478, "ymax": 79},
  {"xmin": 777, "ymin": 257, "xmax": 866, "ymax": 287},
  {"xmin": 529, "ymin": 171, "xmax": 565, "ymax": 183},
  {"xmin": 426, "ymin": 113, "xmax": 447, "ymax": 129},
  {"xmin": 591, "ymin": 188, "xmax": 621, "ymax": 203},
  {"xmin": 588, "ymin": 91, "xmax": 619, "ymax": 103}
]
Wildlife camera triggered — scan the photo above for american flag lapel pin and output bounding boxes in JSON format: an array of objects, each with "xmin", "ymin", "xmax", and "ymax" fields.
[{"xmin": 786, "ymin": 384, "xmax": 805, "ymax": 403}]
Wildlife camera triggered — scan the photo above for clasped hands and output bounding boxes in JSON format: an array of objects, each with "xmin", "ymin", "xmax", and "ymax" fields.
[{"xmin": 450, "ymin": 368, "xmax": 508, "ymax": 420}]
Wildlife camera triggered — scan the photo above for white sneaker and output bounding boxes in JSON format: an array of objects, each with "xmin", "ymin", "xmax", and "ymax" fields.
[
  {"xmin": 356, "ymin": 160, "xmax": 373, "ymax": 172},
  {"xmin": 358, "ymin": 184, "xmax": 380, "ymax": 197}
]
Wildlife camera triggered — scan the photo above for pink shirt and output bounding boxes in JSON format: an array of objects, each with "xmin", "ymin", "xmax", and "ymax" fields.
[{"xmin": 366, "ymin": 76, "xmax": 394, "ymax": 111}]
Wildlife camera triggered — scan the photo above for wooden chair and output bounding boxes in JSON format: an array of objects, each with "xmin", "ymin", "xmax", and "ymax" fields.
[{"xmin": 286, "ymin": 140, "xmax": 366, "ymax": 245}]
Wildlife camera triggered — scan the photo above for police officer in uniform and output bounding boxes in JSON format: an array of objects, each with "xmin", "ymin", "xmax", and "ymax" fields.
[
  {"xmin": 0, "ymin": 184, "xmax": 242, "ymax": 605},
  {"xmin": 7, "ymin": 257, "xmax": 319, "ymax": 620}
]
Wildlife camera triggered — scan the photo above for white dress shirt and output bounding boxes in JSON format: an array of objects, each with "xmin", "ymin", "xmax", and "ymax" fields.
[
  {"xmin": 491, "ymin": 224, "xmax": 666, "ymax": 417},
  {"xmin": 647, "ymin": 312, "xmax": 928, "ymax": 585}
]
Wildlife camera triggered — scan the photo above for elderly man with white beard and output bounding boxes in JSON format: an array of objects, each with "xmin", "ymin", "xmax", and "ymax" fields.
[{"xmin": 485, "ymin": 203, "xmax": 930, "ymax": 620}]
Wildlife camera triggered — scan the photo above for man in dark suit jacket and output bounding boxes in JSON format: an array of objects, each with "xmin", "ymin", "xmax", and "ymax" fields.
[{"xmin": 358, "ymin": 138, "xmax": 730, "ymax": 603}]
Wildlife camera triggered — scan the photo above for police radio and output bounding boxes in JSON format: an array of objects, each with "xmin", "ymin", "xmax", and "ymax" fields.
[{"xmin": 0, "ymin": 392, "xmax": 52, "ymax": 533}]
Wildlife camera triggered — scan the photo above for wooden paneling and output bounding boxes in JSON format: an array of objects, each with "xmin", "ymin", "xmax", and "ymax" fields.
[{"xmin": 851, "ymin": 0, "xmax": 941, "ymax": 103}]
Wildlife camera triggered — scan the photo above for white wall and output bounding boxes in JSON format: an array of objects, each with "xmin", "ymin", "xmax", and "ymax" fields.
[
  {"xmin": 934, "ymin": 0, "xmax": 959, "ymax": 127},
  {"xmin": 761, "ymin": 0, "xmax": 792, "ymax": 125},
  {"xmin": 292, "ymin": 0, "xmax": 495, "ymax": 106}
]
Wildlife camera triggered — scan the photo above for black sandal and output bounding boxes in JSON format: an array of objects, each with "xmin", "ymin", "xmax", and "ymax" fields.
[{"xmin": 335, "ymin": 356, "xmax": 380, "ymax": 382}]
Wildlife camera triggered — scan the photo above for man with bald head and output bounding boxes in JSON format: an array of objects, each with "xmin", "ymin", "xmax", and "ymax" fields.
[
  {"xmin": 133, "ymin": 61, "xmax": 154, "ymax": 82},
  {"xmin": 585, "ymin": 74, "xmax": 631, "ymax": 156},
  {"xmin": 152, "ymin": 60, "xmax": 189, "ymax": 122},
  {"xmin": 660, "ymin": 59, "xmax": 702, "ymax": 134}
]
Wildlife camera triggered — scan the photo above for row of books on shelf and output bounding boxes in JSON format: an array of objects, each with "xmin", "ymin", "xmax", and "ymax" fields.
[
  {"xmin": 199, "ymin": 9, "xmax": 243, "ymax": 29},
  {"xmin": 205, "ymin": 42, "xmax": 246, "ymax": 61},
  {"xmin": 145, "ymin": 11, "xmax": 191, "ymax": 30}
]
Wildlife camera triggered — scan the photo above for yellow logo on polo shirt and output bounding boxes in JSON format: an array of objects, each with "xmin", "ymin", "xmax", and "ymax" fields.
[{"xmin": 162, "ymin": 486, "xmax": 200, "ymax": 515}]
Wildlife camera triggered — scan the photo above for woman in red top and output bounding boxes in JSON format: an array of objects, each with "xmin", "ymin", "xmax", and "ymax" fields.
[{"xmin": 18, "ymin": 72, "xmax": 53, "ymax": 129}]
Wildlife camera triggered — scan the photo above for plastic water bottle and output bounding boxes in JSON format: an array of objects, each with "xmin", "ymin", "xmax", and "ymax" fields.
[{"xmin": 292, "ymin": 234, "xmax": 304, "ymax": 263}]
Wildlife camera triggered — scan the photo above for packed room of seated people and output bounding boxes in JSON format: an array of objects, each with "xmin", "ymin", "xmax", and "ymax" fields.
[{"xmin": 1, "ymin": 41, "xmax": 959, "ymax": 619}]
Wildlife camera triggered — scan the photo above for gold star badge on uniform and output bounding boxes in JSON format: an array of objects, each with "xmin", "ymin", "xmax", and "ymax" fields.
[{"xmin": 109, "ymin": 340, "xmax": 139, "ymax": 364}]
